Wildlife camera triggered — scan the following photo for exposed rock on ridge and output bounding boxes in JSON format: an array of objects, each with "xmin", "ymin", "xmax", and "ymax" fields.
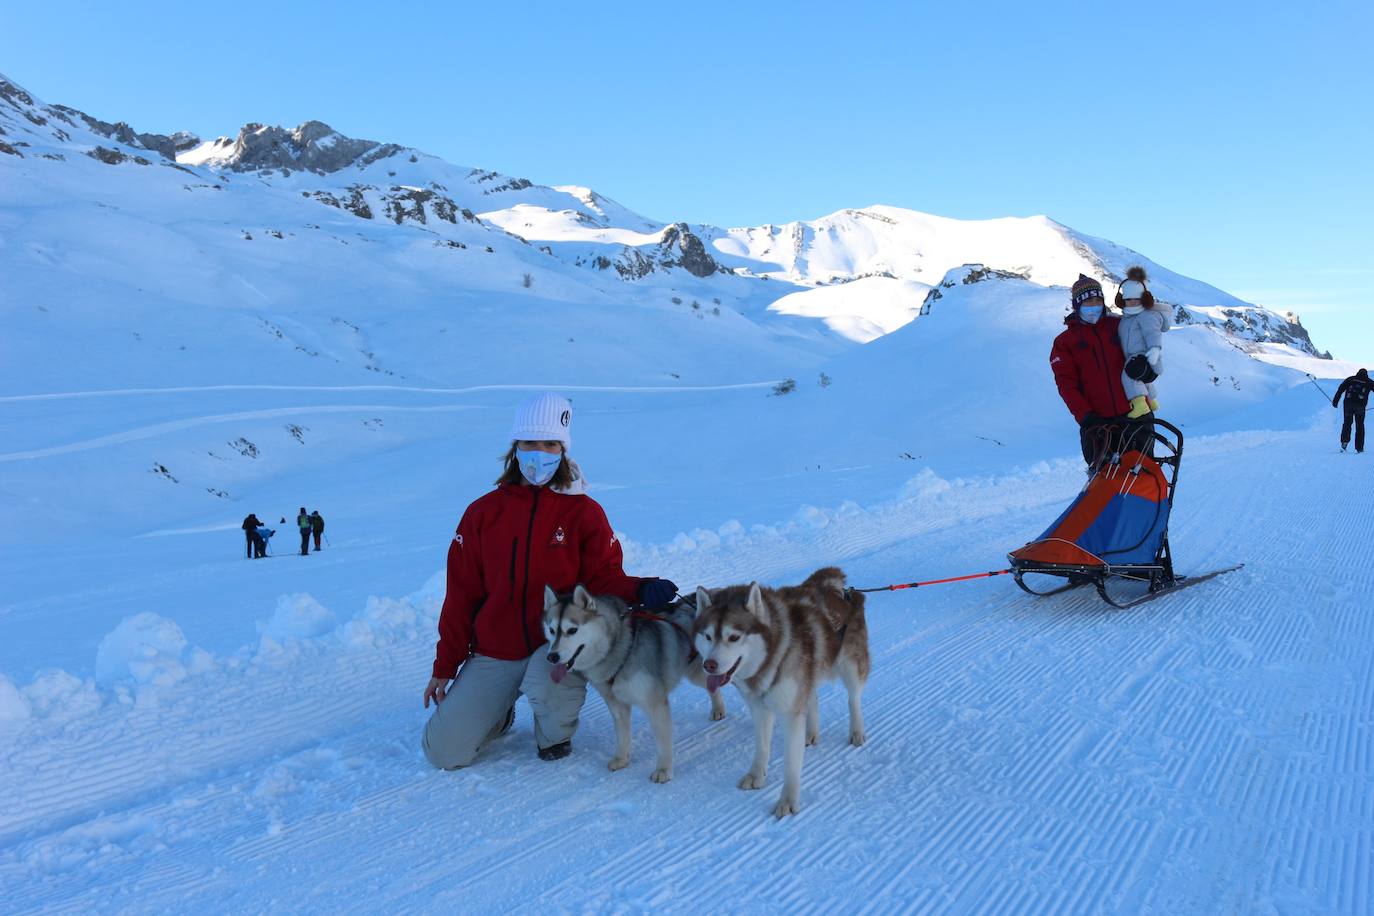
[{"xmin": 205, "ymin": 120, "xmax": 404, "ymax": 174}]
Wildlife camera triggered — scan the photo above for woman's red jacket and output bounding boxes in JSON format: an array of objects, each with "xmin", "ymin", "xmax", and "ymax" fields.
[{"xmin": 432, "ymin": 484, "xmax": 643, "ymax": 679}]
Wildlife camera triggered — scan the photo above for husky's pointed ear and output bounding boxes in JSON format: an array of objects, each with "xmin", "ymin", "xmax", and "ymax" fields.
[
  {"xmin": 543, "ymin": 585, "xmax": 559, "ymax": 610},
  {"xmin": 694, "ymin": 586, "xmax": 712, "ymax": 613},
  {"xmin": 746, "ymin": 582, "xmax": 768, "ymax": 622},
  {"xmin": 573, "ymin": 584, "xmax": 595, "ymax": 612}
]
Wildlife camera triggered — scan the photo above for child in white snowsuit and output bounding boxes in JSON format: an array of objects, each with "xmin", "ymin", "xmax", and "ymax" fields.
[{"xmin": 1116, "ymin": 266, "xmax": 1169, "ymax": 418}]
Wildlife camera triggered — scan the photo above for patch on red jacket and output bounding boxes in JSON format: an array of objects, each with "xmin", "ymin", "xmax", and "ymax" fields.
[
  {"xmin": 453, "ymin": 533, "xmax": 464, "ymax": 547},
  {"xmin": 549, "ymin": 526, "xmax": 566, "ymax": 547}
]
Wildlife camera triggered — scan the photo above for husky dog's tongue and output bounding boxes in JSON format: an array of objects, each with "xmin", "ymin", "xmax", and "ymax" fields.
[
  {"xmin": 705, "ymin": 658, "xmax": 741, "ymax": 694},
  {"xmin": 550, "ymin": 663, "xmax": 570, "ymax": 684}
]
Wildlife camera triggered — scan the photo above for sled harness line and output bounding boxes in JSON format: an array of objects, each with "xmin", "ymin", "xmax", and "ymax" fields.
[{"xmin": 847, "ymin": 569, "xmax": 1012, "ymax": 595}]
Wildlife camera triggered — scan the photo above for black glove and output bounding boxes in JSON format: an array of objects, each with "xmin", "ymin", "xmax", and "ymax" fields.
[
  {"xmin": 637, "ymin": 578, "xmax": 678, "ymax": 607},
  {"xmin": 1124, "ymin": 354, "xmax": 1159, "ymax": 383},
  {"xmin": 1079, "ymin": 411, "xmax": 1103, "ymax": 428}
]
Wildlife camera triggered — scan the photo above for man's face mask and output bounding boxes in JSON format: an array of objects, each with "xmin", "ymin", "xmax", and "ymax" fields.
[
  {"xmin": 1079, "ymin": 303, "xmax": 1104, "ymax": 324},
  {"xmin": 517, "ymin": 448, "xmax": 563, "ymax": 486}
]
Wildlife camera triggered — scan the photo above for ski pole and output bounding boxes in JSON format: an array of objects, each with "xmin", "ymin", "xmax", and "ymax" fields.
[
  {"xmin": 1306, "ymin": 373, "xmax": 1334, "ymax": 402},
  {"xmin": 849, "ymin": 569, "xmax": 1011, "ymax": 593}
]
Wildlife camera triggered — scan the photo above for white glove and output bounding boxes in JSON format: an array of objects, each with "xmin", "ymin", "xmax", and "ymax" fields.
[{"xmin": 1145, "ymin": 346, "xmax": 1161, "ymax": 367}]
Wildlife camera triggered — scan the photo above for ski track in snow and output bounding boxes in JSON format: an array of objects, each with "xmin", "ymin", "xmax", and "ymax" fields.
[
  {"xmin": 0, "ymin": 382, "xmax": 779, "ymax": 462},
  {"xmin": 3, "ymin": 427, "xmax": 1371, "ymax": 913},
  {"xmin": 0, "ymin": 381, "xmax": 782, "ymax": 404},
  {"xmin": 0, "ymin": 404, "xmax": 479, "ymax": 462}
]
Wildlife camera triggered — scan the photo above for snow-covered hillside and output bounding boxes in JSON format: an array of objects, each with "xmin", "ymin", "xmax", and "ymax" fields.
[
  {"xmin": 3, "ymin": 71, "xmax": 1371, "ymax": 913},
  {"xmin": 0, "ymin": 71, "xmax": 1338, "ymax": 545}
]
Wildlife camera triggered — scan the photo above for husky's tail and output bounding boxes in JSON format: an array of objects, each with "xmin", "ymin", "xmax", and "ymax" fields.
[
  {"xmin": 804, "ymin": 566, "xmax": 848, "ymax": 593},
  {"xmin": 806, "ymin": 566, "xmax": 866, "ymax": 619}
]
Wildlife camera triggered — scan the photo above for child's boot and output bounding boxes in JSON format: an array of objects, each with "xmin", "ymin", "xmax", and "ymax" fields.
[
  {"xmin": 1127, "ymin": 395, "xmax": 1152, "ymax": 419},
  {"xmin": 1148, "ymin": 398, "xmax": 1160, "ymax": 412}
]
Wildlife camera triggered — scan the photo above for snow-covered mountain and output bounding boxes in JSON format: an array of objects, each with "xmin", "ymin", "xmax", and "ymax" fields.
[
  {"xmin": 2, "ymin": 70, "xmax": 1321, "ymax": 355},
  {"xmin": 4, "ymin": 73, "xmax": 1372, "ymax": 914},
  {"xmin": 0, "ymin": 70, "xmax": 1340, "ymax": 545}
]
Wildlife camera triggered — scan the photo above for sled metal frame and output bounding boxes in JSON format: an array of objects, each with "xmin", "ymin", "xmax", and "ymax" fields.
[{"xmin": 1010, "ymin": 418, "xmax": 1225, "ymax": 609}]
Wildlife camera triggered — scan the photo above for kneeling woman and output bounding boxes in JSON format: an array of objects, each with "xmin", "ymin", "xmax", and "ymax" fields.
[{"xmin": 422, "ymin": 392, "xmax": 677, "ymax": 768}]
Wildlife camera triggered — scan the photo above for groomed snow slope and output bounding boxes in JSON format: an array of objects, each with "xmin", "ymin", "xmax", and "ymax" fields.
[
  {"xmin": 3, "ymin": 69, "xmax": 1371, "ymax": 913},
  {"xmin": 1, "ymin": 400, "xmax": 1370, "ymax": 913}
]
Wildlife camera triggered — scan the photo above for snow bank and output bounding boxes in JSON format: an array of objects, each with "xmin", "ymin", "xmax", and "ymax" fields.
[
  {"xmin": 24, "ymin": 668, "xmax": 102, "ymax": 722},
  {"xmin": 900, "ymin": 467, "xmax": 952, "ymax": 499},
  {"xmin": 259, "ymin": 593, "xmax": 336, "ymax": 641},
  {"xmin": 339, "ymin": 596, "xmax": 422, "ymax": 649},
  {"xmin": 621, "ymin": 460, "xmax": 1084, "ymax": 589},
  {"xmin": 0, "ymin": 674, "xmax": 30, "ymax": 725},
  {"xmin": 94, "ymin": 613, "xmax": 210, "ymax": 688}
]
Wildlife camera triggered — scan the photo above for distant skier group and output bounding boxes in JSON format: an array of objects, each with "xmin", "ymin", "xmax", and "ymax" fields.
[{"xmin": 240, "ymin": 508, "xmax": 325, "ymax": 558}]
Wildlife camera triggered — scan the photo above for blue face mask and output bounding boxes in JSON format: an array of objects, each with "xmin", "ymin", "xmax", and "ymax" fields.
[
  {"xmin": 1079, "ymin": 305, "xmax": 1103, "ymax": 324},
  {"xmin": 516, "ymin": 449, "xmax": 563, "ymax": 486}
]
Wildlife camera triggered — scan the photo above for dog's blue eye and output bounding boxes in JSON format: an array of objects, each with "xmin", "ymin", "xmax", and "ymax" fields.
[
  {"xmin": 566, "ymin": 627, "xmax": 578, "ymax": 635},
  {"xmin": 704, "ymin": 634, "xmax": 713, "ymax": 642}
]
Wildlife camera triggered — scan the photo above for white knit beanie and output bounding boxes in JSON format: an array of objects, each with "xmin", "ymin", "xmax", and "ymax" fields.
[
  {"xmin": 509, "ymin": 392, "xmax": 573, "ymax": 449},
  {"xmin": 1119, "ymin": 279, "xmax": 1146, "ymax": 300}
]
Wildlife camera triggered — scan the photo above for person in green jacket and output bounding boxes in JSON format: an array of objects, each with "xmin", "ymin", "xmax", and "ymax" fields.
[{"xmin": 297, "ymin": 507, "xmax": 311, "ymax": 555}]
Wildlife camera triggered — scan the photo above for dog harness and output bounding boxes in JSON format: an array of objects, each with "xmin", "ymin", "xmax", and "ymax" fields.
[{"xmin": 605, "ymin": 609, "xmax": 698, "ymax": 686}]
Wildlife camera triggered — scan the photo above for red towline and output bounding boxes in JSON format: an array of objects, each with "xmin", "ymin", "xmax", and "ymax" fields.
[{"xmin": 849, "ymin": 569, "xmax": 1011, "ymax": 593}]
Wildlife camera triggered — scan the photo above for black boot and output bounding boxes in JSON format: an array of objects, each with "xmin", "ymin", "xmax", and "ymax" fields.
[{"xmin": 538, "ymin": 740, "xmax": 572, "ymax": 761}]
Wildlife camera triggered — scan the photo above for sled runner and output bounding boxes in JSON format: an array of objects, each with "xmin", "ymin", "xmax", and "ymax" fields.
[{"xmin": 1008, "ymin": 418, "xmax": 1242, "ymax": 608}]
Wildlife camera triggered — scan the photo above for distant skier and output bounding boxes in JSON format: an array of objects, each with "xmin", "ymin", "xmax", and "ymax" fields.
[
  {"xmin": 241, "ymin": 513, "xmax": 262, "ymax": 559},
  {"xmin": 297, "ymin": 507, "xmax": 311, "ymax": 555},
  {"xmin": 1115, "ymin": 266, "xmax": 1169, "ymax": 419},
  {"xmin": 1332, "ymin": 368, "xmax": 1371, "ymax": 453},
  {"xmin": 254, "ymin": 525, "xmax": 275, "ymax": 558},
  {"xmin": 1051, "ymin": 275, "xmax": 1148, "ymax": 463},
  {"xmin": 310, "ymin": 510, "xmax": 325, "ymax": 550}
]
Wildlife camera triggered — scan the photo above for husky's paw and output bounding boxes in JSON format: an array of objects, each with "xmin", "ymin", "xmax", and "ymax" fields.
[
  {"xmin": 738, "ymin": 771, "xmax": 767, "ymax": 790},
  {"xmin": 806, "ymin": 730, "xmax": 819, "ymax": 747},
  {"xmin": 650, "ymin": 767, "xmax": 672, "ymax": 784},
  {"xmin": 773, "ymin": 795, "xmax": 801, "ymax": 818},
  {"xmin": 710, "ymin": 705, "xmax": 726, "ymax": 722},
  {"xmin": 607, "ymin": 756, "xmax": 629, "ymax": 771},
  {"xmin": 849, "ymin": 727, "xmax": 866, "ymax": 747}
]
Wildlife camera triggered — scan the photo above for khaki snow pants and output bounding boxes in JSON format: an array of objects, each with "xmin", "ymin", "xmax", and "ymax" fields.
[{"xmin": 422, "ymin": 651, "xmax": 587, "ymax": 770}]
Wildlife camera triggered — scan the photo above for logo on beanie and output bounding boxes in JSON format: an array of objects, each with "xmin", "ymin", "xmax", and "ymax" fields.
[{"xmin": 560, "ymin": 410, "xmax": 570, "ymax": 427}]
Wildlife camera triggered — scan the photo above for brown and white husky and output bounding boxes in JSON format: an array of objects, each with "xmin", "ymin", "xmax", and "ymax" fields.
[{"xmin": 692, "ymin": 567, "xmax": 869, "ymax": 817}]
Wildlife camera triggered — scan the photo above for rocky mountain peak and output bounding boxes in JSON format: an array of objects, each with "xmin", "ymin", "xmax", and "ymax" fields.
[{"xmin": 196, "ymin": 120, "xmax": 405, "ymax": 174}]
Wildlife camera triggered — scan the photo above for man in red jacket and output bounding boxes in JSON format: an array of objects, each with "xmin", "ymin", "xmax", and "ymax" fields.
[
  {"xmin": 421, "ymin": 393, "xmax": 678, "ymax": 769},
  {"xmin": 1051, "ymin": 275, "xmax": 1142, "ymax": 463}
]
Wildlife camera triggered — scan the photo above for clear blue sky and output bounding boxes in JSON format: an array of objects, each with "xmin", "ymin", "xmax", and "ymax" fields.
[{"xmin": 4, "ymin": 0, "xmax": 1371, "ymax": 361}]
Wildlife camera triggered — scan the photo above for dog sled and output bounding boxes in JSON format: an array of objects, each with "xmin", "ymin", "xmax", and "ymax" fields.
[{"xmin": 1008, "ymin": 417, "xmax": 1242, "ymax": 608}]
